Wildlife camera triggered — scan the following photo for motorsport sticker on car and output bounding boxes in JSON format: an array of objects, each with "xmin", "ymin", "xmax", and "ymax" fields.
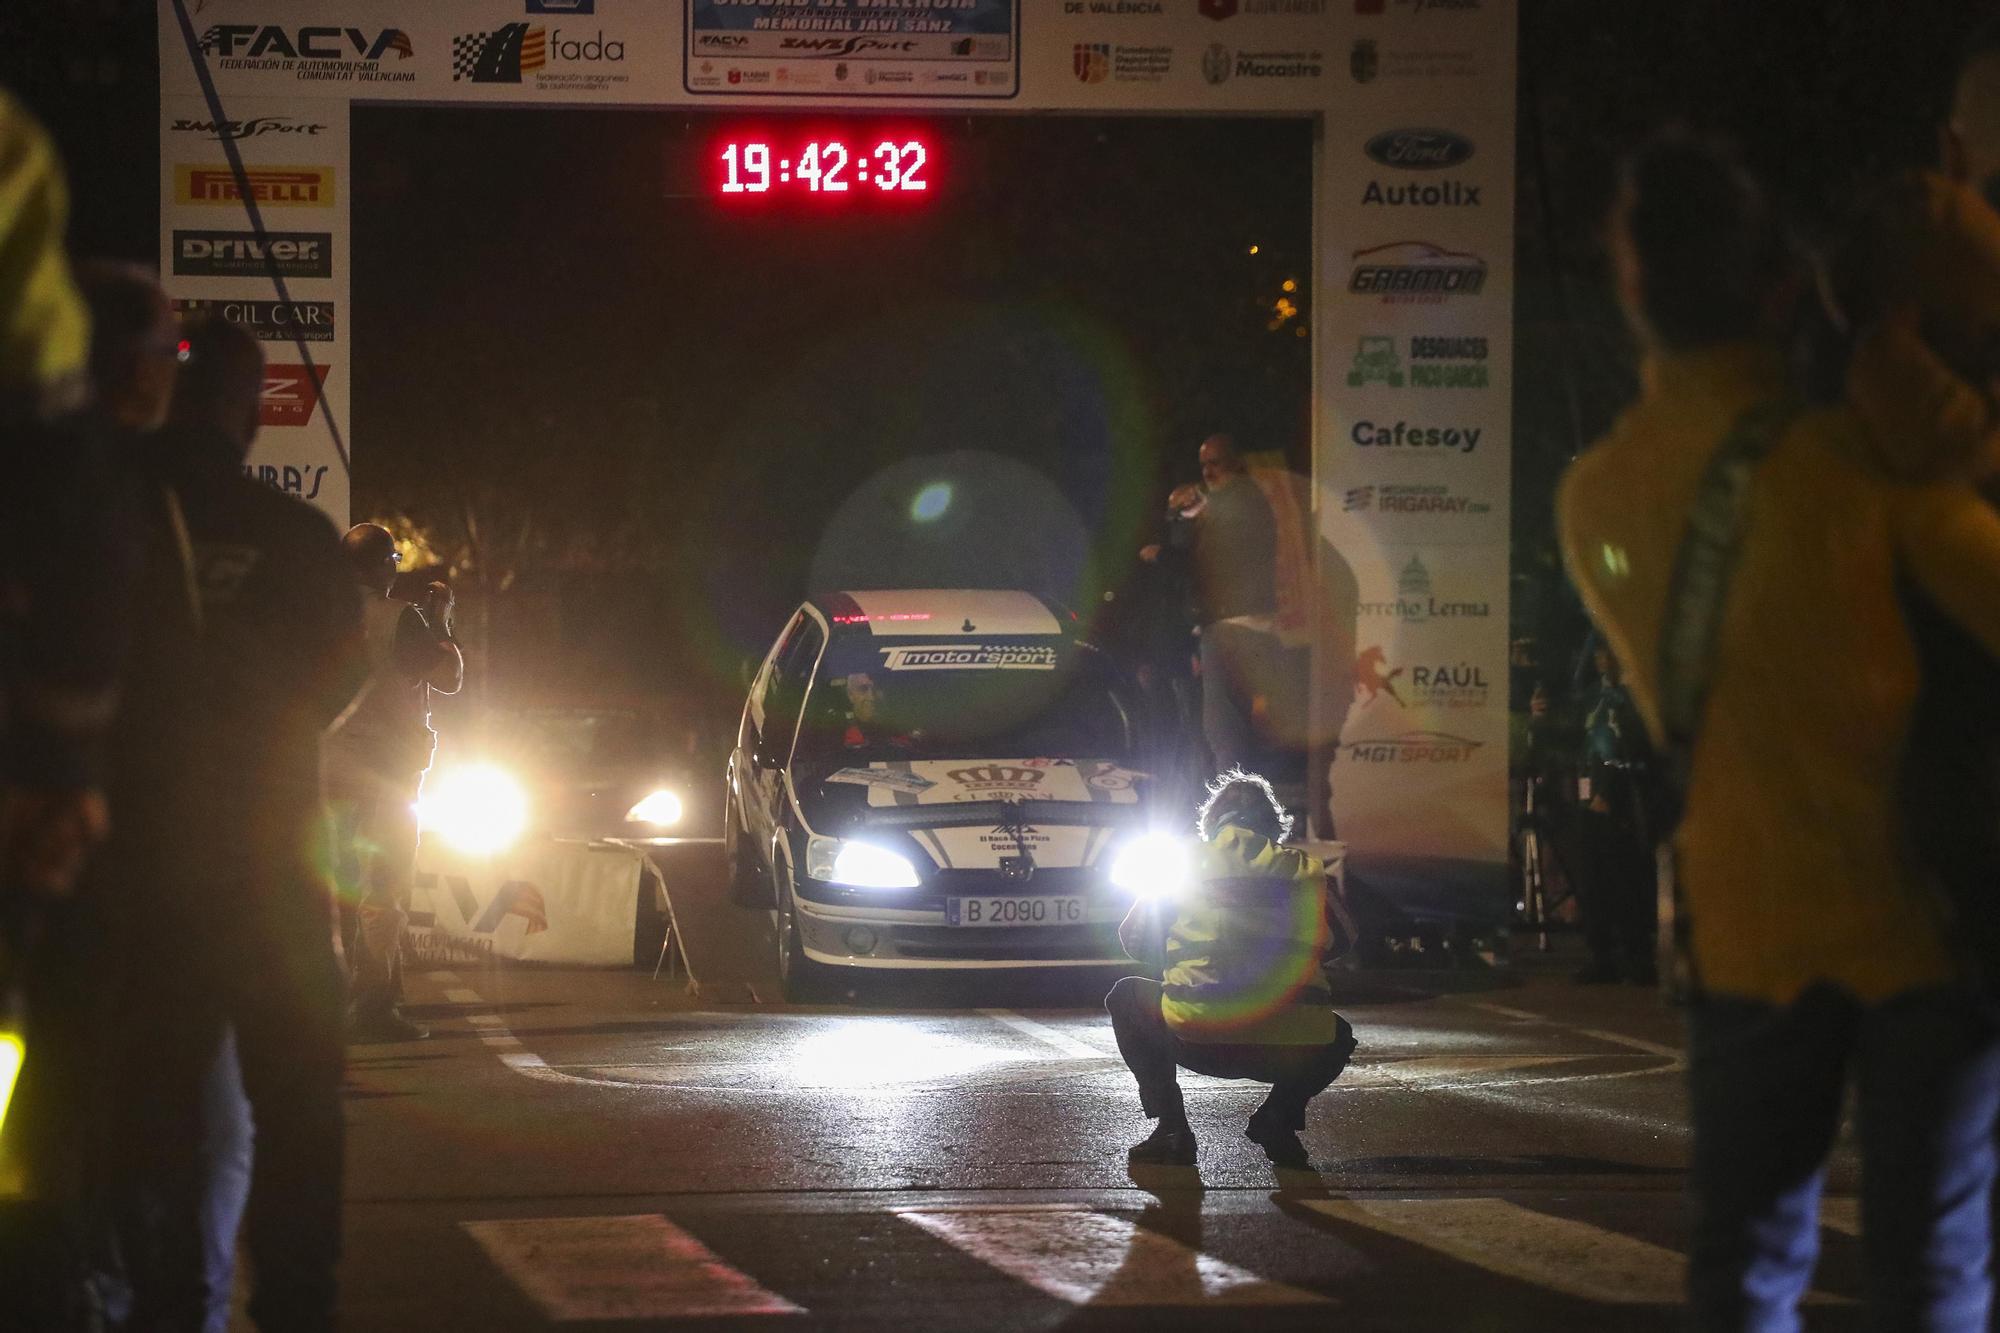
[
  {"xmin": 876, "ymin": 642, "xmax": 1059, "ymax": 671},
  {"xmin": 823, "ymin": 766, "xmax": 936, "ymax": 796}
]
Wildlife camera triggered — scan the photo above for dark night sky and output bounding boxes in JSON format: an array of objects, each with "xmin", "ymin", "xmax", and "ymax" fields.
[{"xmin": 352, "ymin": 109, "xmax": 1313, "ymax": 685}]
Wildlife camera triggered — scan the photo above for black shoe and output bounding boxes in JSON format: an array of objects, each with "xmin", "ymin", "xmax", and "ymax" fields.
[
  {"xmin": 1245, "ymin": 1113, "xmax": 1311, "ymax": 1168},
  {"xmin": 1127, "ymin": 1119, "xmax": 1197, "ymax": 1166},
  {"xmin": 350, "ymin": 1008, "xmax": 429, "ymax": 1043}
]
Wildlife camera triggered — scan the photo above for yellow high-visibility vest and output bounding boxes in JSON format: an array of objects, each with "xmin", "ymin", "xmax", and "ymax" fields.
[
  {"xmin": 0, "ymin": 92, "xmax": 89, "ymax": 418},
  {"xmin": 1160, "ymin": 825, "xmax": 1337, "ymax": 1045}
]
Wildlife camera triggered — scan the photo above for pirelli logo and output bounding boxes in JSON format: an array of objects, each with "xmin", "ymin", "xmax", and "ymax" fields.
[{"xmin": 174, "ymin": 164, "xmax": 334, "ymax": 208}]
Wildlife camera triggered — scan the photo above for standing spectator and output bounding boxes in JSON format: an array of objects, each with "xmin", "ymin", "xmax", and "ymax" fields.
[
  {"xmin": 1140, "ymin": 434, "xmax": 1278, "ymax": 774},
  {"xmin": 1569, "ymin": 644, "xmax": 1657, "ymax": 985},
  {"xmin": 1559, "ymin": 134, "xmax": 2000, "ymax": 1327},
  {"xmin": 101, "ymin": 313, "xmax": 364, "ymax": 1332},
  {"xmin": 326, "ymin": 525, "xmax": 462, "ymax": 1043}
]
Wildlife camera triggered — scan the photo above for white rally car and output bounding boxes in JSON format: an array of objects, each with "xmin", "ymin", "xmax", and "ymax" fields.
[{"xmin": 724, "ymin": 589, "xmax": 1180, "ymax": 999}]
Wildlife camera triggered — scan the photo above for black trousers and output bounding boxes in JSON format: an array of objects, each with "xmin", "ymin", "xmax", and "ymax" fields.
[
  {"xmin": 1573, "ymin": 809, "xmax": 1655, "ymax": 970},
  {"xmin": 1104, "ymin": 976, "xmax": 1355, "ymax": 1131},
  {"xmin": 105, "ymin": 873, "xmax": 347, "ymax": 1333}
]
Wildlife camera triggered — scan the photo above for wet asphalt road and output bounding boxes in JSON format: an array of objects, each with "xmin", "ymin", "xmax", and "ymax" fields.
[{"xmin": 328, "ymin": 885, "xmax": 1873, "ymax": 1332}]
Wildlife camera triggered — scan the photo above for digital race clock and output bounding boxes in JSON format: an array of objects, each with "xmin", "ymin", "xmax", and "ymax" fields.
[{"xmin": 715, "ymin": 135, "xmax": 931, "ymax": 196}]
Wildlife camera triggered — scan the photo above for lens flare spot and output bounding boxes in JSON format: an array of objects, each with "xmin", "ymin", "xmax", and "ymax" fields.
[{"xmin": 911, "ymin": 482, "xmax": 953, "ymax": 523}]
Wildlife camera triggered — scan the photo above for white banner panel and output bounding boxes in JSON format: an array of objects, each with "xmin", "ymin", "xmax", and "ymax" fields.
[
  {"xmin": 158, "ymin": 0, "xmax": 1518, "ymax": 923},
  {"xmin": 410, "ymin": 838, "xmax": 646, "ymax": 966}
]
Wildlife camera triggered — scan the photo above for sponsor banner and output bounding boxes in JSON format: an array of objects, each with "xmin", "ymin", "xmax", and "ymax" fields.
[
  {"xmin": 260, "ymin": 363, "xmax": 330, "ymax": 427},
  {"xmin": 1344, "ymin": 333, "xmax": 1490, "ymax": 389},
  {"xmin": 859, "ymin": 758, "xmax": 1143, "ymax": 808},
  {"xmin": 409, "ymin": 839, "xmax": 646, "ymax": 967},
  {"xmin": 173, "ymin": 297, "xmax": 336, "ymax": 342},
  {"xmin": 175, "ymin": 163, "xmax": 334, "ymax": 208},
  {"xmin": 687, "ymin": 0, "xmax": 1018, "ymax": 99},
  {"xmin": 192, "ymin": 23, "xmax": 418, "ymax": 85},
  {"xmin": 172, "ymin": 229, "xmax": 333, "ymax": 279},
  {"xmin": 168, "ymin": 113, "xmax": 331, "ymax": 142},
  {"xmin": 452, "ymin": 21, "xmax": 633, "ymax": 94}
]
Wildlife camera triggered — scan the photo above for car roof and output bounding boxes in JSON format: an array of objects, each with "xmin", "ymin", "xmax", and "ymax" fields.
[{"xmin": 816, "ymin": 589, "xmax": 1069, "ymax": 638}]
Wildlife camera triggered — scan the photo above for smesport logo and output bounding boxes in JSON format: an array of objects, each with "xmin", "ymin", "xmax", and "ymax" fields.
[
  {"xmin": 173, "ymin": 230, "xmax": 331, "ymax": 279},
  {"xmin": 175, "ymin": 165, "xmax": 333, "ymax": 208},
  {"xmin": 1364, "ymin": 128, "xmax": 1475, "ymax": 170},
  {"xmin": 1350, "ymin": 418, "xmax": 1482, "ymax": 453},
  {"xmin": 172, "ymin": 298, "xmax": 335, "ymax": 343},
  {"xmin": 197, "ymin": 24, "xmax": 414, "ymax": 83},
  {"xmin": 1348, "ymin": 240, "xmax": 1486, "ymax": 302},
  {"xmin": 169, "ymin": 116, "xmax": 327, "ymax": 141},
  {"xmin": 260, "ymin": 365, "xmax": 330, "ymax": 427}
]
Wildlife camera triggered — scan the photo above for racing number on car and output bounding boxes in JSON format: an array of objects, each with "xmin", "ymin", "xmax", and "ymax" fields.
[{"xmin": 962, "ymin": 898, "xmax": 1085, "ymax": 925}]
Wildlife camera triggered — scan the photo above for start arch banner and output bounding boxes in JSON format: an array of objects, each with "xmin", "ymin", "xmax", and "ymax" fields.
[{"xmin": 158, "ymin": 0, "xmax": 1517, "ymax": 921}]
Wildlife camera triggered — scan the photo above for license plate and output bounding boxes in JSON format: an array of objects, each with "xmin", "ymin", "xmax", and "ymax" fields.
[{"xmin": 946, "ymin": 895, "xmax": 1086, "ymax": 927}]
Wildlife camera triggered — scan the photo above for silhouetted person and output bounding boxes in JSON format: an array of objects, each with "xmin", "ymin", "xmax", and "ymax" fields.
[
  {"xmin": 1106, "ymin": 770, "xmax": 1355, "ymax": 1170},
  {"xmin": 326, "ymin": 524, "xmax": 460, "ymax": 1042}
]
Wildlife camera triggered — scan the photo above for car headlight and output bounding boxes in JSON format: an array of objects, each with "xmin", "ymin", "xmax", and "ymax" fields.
[
  {"xmin": 418, "ymin": 763, "xmax": 529, "ymax": 856},
  {"xmin": 1108, "ymin": 832, "xmax": 1191, "ymax": 899},
  {"xmin": 806, "ymin": 835, "xmax": 921, "ymax": 889},
  {"xmin": 625, "ymin": 788, "xmax": 684, "ymax": 828}
]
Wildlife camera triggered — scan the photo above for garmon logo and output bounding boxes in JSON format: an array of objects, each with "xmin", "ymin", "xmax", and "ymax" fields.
[
  {"xmin": 1362, "ymin": 178, "xmax": 1480, "ymax": 207},
  {"xmin": 170, "ymin": 116, "xmax": 327, "ymax": 141},
  {"xmin": 172, "ymin": 298, "xmax": 335, "ymax": 343},
  {"xmin": 779, "ymin": 36, "xmax": 920, "ymax": 58},
  {"xmin": 1354, "ymin": 646, "xmax": 1491, "ymax": 708},
  {"xmin": 1356, "ymin": 555, "xmax": 1491, "ymax": 621},
  {"xmin": 879, "ymin": 644, "xmax": 1060, "ymax": 671},
  {"xmin": 1340, "ymin": 730, "xmax": 1483, "ymax": 763},
  {"xmin": 1348, "ymin": 240, "xmax": 1486, "ymax": 302},
  {"xmin": 260, "ymin": 365, "xmax": 330, "ymax": 427},
  {"xmin": 173, "ymin": 230, "xmax": 331, "ymax": 279},
  {"xmin": 1350, "ymin": 418, "xmax": 1482, "ymax": 453},
  {"xmin": 945, "ymin": 765, "xmax": 1047, "ymax": 792},
  {"xmin": 1364, "ymin": 127, "xmax": 1475, "ymax": 170},
  {"xmin": 175, "ymin": 165, "xmax": 333, "ymax": 208}
]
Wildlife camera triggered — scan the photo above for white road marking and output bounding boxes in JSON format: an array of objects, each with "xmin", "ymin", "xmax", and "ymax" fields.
[
  {"xmin": 1462, "ymin": 1001, "xmax": 1683, "ymax": 1060},
  {"xmin": 464, "ymin": 1215, "xmax": 802, "ymax": 1320},
  {"xmin": 980, "ymin": 1008, "xmax": 1112, "ymax": 1060},
  {"xmin": 899, "ymin": 1206, "xmax": 1329, "ymax": 1307},
  {"xmin": 1820, "ymin": 1197, "xmax": 1861, "ymax": 1238},
  {"xmin": 1308, "ymin": 1199, "xmax": 1850, "ymax": 1306}
]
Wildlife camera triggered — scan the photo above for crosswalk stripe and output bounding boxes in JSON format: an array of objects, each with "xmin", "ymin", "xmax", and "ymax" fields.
[
  {"xmin": 463, "ymin": 1215, "xmax": 803, "ymax": 1320},
  {"xmin": 898, "ymin": 1206, "xmax": 1330, "ymax": 1307},
  {"xmin": 1306, "ymin": 1199, "xmax": 1851, "ymax": 1307}
]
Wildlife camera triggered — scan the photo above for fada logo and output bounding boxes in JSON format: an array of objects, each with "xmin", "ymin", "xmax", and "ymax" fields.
[
  {"xmin": 1357, "ymin": 555, "xmax": 1491, "ymax": 622},
  {"xmin": 1350, "ymin": 37, "xmax": 1378, "ymax": 82},
  {"xmin": 172, "ymin": 298, "xmax": 335, "ymax": 343},
  {"xmin": 196, "ymin": 25, "xmax": 414, "ymax": 82},
  {"xmin": 1347, "ymin": 335, "xmax": 1403, "ymax": 387},
  {"xmin": 1339, "ymin": 730, "xmax": 1483, "ymax": 763},
  {"xmin": 1074, "ymin": 43, "xmax": 1110, "ymax": 84},
  {"xmin": 259, "ymin": 365, "xmax": 329, "ymax": 427},
  {"xmin": 175, "ymin": 165, "xmax": 333, "ymax": 208},
  {"xmin": 173, "ymin": 230, "xmax": 331, "ymax": 279},
  {"xmin": 1348, "ymin": 240, "xmax": 1486, "ymax": 302},
  {"xmin": 452, "ymin": 24, "xmax": 625, "ymax": 86},
  {"xmin": 170, "ymin": 116, "xmax": 326, "ymax": 140},
  {"xmin": 1350, "ymin": 418, "xmax": 1483, "ymax": 453},
  {"xmin": 1362, "ymin": 178, "xmax": 1481, "ymax": 207},
  {"xmin": 1365, "ymin": 128, "xmax": 1476, "ymax": 170},
  {"xmin": 1201, "ymin": 44, "xmax": 1232, "ymax": 84}
]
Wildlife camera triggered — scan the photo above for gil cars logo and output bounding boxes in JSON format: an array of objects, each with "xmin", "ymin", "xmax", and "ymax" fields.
[{"xmin": 175, "ymin": 165, "xmax": 333, "ymax": 208}]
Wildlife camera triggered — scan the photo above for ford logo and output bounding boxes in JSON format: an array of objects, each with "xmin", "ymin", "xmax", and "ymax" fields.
[{"xmin": 1364, "ymin": 128, "xmax": 1475, "ymax": 171}]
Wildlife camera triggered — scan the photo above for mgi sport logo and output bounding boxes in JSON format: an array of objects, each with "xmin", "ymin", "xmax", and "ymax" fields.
[
  {"xmin": 173, "ymin": 230, "xmax": 331, "ymax": 279},
  {"xmin": 170, "ymin": 116, "xmax": 327, "ymax": 141},
  {"xmin": 197, "ymin": 25, "xmax": 414, "ymax": 83},
  {"xmin": 1339, "ymin": 729, "xmax": 1483, "ymax": 763},
  {"xmin": 1356, "ymin": 555, "xmax": 1491, "ymax": 621},
  {"xmin": 1348, "ymin": 240, "xmax": 1486, "ymax": 302},
  {"xmin": 452, "ymin": 24, "xmax": 626, "ymax": 87}
]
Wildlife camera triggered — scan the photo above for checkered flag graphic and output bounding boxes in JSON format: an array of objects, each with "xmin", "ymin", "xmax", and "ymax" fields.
[
  {"xmin": 198, "ymin": 25, "xmax": 227, "ymax": 55},
  {"xmin": 451, "ymin": 30, "xmax": 493, "ymax": 81}
]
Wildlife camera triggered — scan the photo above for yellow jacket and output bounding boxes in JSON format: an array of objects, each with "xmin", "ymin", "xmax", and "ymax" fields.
[{"xmin": 1559, "ymin": 343, "xmax": 2000, "ymax": 1003}]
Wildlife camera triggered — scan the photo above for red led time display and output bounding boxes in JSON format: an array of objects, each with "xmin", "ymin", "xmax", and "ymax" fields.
[{"xmin": 717, "ymin": 137, "xmax": 931, "ymax": 196}]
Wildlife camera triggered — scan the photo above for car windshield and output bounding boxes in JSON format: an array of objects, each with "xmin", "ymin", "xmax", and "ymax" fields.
[
  {"xmin": 795, "ymin": 638, "xmax": 1133, "ymax": 769},
  {"xmin": 487, "ymin": 707, "xmax": 658, "ymax": 775}
]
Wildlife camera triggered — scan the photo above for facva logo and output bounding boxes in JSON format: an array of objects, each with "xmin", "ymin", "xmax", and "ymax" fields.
[
  {"xmin": 1409, "ymin": 334, "xmax": 1489, "ymax": 388},
  {"xmin": 196, "ymin": 25, "xmax": 414, "ymax": 82},
  {"xmin": 1347, "ymin": 335, "xmax": 1403, "ymax": 387},
  {"xmin": 1074, "ymin": 43, "xmax": 1110, "ymax": 83},
  {"xmin": 175, "ymin": 165, "xmax": 333, "ymax": 208},
  {"xmin": 1348, "ymin": 240, "xmax": 1486, "ymax": 302}
]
